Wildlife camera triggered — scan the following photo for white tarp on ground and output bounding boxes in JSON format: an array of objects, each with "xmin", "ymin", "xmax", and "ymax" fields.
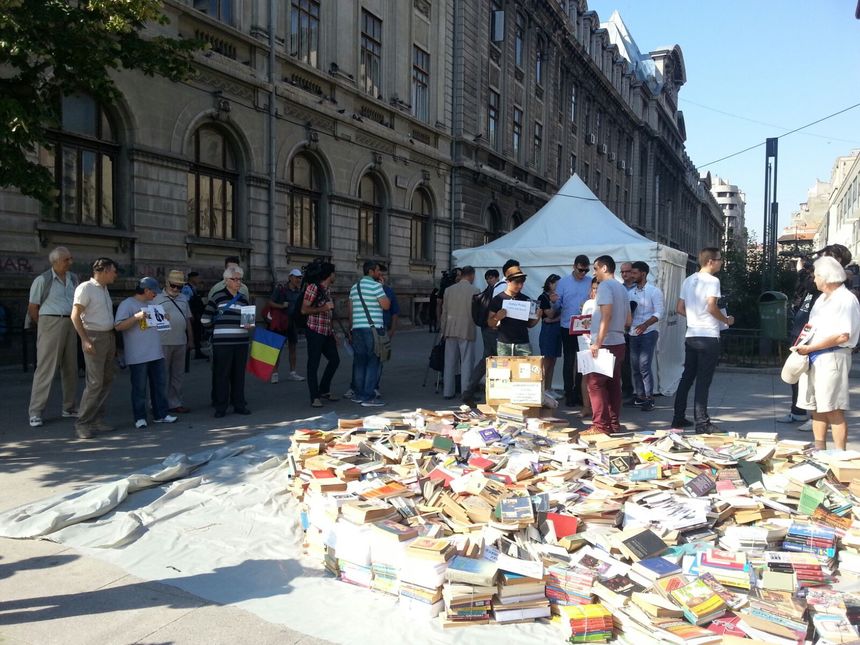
[
  {"xmin": 453, "ymin": 174, "xmax": 689, "ymax": 396},
  {"xmin": 0, "ymin": 416, "xmax": 557, "ymax": 645}
]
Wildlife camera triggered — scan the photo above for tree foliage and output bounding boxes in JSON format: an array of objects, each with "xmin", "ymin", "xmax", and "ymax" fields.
[
  {"xmin": 0, "ymin": 0, "xmax": 200, "ymax": 205},
  {"xmin": 720, "ymin": 229, "xmax": 798, "ymax": 329}
]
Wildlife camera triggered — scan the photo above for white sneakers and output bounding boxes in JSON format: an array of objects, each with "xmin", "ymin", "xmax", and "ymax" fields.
[
  {"xmin": 776, "ymin": 412, "xmax": 808, "ymax": 424},
  {"xmin": 135, "ymin": 419, "xmax": 147, "ymax": 429},
  {"xmin": 270, "ymin": 371, "xmax": 279, "ymax": 383},
  {"xmin": 29, "ymin": 416, "xmax": 43, "ymax": 428},
  {"xmin": 287, "ymin": 371, "xmax": 305, "ymax": 381},
  {"xmin": 154, "ymin": 415, "xmax": 178, "ymax": 424}
]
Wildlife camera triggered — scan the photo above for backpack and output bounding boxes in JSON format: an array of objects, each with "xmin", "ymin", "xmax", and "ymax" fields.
[
  {"xmin": 24, "ymin": 269, "xmax": 79, "ymax": 328},
  {"xmin": 472, "ymin": 283, "xmax": 495, "ymax": 328}
]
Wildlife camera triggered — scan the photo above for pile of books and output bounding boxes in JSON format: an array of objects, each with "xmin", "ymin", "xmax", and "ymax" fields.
[
  {"xmin": 286, "ymin": 405, "xmax": 860, "ymax": 636},
  {"xmin": 561, "ymin": 603, "xmax": 614, "ymax": 643}
]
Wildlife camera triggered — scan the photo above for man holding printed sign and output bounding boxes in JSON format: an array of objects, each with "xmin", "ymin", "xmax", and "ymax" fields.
[
  {"xmin": 487, "ymin": 262, "xmax": 539, "ymax": 356},
  {"xmin": 114, "ymin": 277, "xmax": 177, "ymax": 429}
]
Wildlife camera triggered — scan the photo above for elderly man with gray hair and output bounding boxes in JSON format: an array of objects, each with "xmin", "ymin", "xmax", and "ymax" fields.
[
  {"xmin": 202, "ymin": 265, "xmax": 254, "ymax": 418},
  {"xmin": 27, "ymin": 246, "xmax": 80, "ymax": 427},
  {"xmin": 794, "ymin": 256, "xmax": 860, "ymax": 450}
]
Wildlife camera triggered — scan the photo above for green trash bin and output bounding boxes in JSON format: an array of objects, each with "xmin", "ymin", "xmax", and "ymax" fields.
[{"xmin": 759, "ymin": 291, "xmax": 788, "ymax": 340}]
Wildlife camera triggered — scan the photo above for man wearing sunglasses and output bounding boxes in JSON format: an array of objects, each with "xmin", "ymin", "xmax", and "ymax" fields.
[
  {"xmin": 487, "ymin": 263, "xmax": 539, "ymax": 356},
  {"xmin": 556, "ymin": 255, "xmax": 592, "ymax": 407},
  {"xmin": 155, "ymin": 270, "xmax": 194, "ymax": 413}
]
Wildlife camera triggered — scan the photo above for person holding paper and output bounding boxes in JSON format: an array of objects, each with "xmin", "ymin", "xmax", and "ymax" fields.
[
  {"xmin": 585, "ymin": 256, "xmax": 631, "ymax": 435},
  {"xmin": 628, "ymin": 261, "xmax": 664, "ymax": 412},
  {"xmin": 114, "ymin": 277, "xmax": 177, "ymax": 429},
  {"xmin": 538, "ymin": 274, "xmax": 562, "ymax": 396},
  {"xmin": 202, "ymin": 266, "xmax": 254, "ymax": 418},
  {"xmin": 154, "ymin": 270, "xmax": 193, "ymax": 414},
  {"xmin": 556, "ymin": 255, "xmax": 592, "ymax": 407},
  {"xmin": 794, "ymin": 256, "xmax": 860, "ymax": 450},
  {"xmin": 488, "ymin": 263, "xmax": 539, "ymax": 356},
  {"xmin": 672, "ymin": 247, "xmax": 733, "ymax": 433}
]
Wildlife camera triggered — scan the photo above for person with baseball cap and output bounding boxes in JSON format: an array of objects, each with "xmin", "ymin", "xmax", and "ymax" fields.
[
  {"xmin": 155, "ymin": 270, "xmax": 194, "ymax": 413},
  {"xmin": 268, "ymin": 267, "xmax": 305, "ymax": 383},
  {"xmin": 114, "ymin": 277, "xmax": 177, "ymax": 429}
]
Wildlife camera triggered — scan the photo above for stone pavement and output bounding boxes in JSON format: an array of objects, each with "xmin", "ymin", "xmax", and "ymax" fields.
[{"xmin": 1, "ymin": 329, "xmax": 859, "ymax": 644}]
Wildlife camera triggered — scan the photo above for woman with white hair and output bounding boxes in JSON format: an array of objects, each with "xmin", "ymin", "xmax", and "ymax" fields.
[
  {"xmin": 201, "ymin": 265, "xmax": 254, "ymax": 418},
  {"xmin": 795, "ymin": 256, "xmax": 860, "ymax": 450}
]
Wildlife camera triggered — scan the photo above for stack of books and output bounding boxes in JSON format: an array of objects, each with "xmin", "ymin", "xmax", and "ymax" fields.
[
  {"xmin": 545, "ymin": 564, "xmax": 594, "ymax": 607},
  {"xmin": 562, "ymin": 603, "xmax": 614, "ymax": 643},
  {"xmin": 696, "ymin": 549, "xmax": 755, "ymax": 590},
  {"xmin": 783, "ymin": 521, "xmax": 837, "ymax": 559},
  {"xmin": 764, "ymin": 550, "xmax": 833, "ymax": 588},
  {"xmin": 441, "ymin": 555, "xmax": 498, "ymax": 627},
  {"xmin": 738, "ymin": 590, "xmax": 809, "ymax": 643},
  {"xmin": 398, "ymin": 538, "xmax": 454, "ymax": 618},
  {"xmin": 628, "ymin": 556, "xmax": 682, "ymax": 588},
  {"xmin": 669, "ymin": 577, "xmax": 728, "ymax": 625},
  {"xmin": 368, "ymin": 519, "xmax": 417, "ymax": 595}
]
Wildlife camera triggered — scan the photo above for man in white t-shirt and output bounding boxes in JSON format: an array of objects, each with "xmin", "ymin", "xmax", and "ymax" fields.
[{"xmin": 672, "ymin": 247, "xmax": 734, "ymax": 433}]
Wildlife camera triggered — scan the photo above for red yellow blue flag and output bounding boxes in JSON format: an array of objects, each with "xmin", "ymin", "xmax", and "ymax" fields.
[{"xmin": 246, "ymin": 327, "xmax": 286, "ymax": 381}]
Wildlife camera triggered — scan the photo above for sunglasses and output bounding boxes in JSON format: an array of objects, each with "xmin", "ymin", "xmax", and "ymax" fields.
[
  {"xmin": 575, "ymin": 267, "xmax": 588, "ymax": 273},
  {"xmin": 168, "ymin": 283, "xmax": 183, "ymax": 289}
]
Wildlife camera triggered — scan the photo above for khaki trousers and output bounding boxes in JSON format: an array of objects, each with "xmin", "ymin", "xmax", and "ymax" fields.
[
  {"xmin": 28, "ymin": 316, "xmax": 79, "ymax": 417},
  {"xmin": 76, "ymin": 330, "xmax": 116, "ymax": 430},
  {"xmin": 162, "ymin": 343, "xmax": 187, "ymax": 408}
]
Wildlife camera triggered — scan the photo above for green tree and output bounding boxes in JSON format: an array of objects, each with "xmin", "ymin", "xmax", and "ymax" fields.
[{"xmin": 0, "ymin": 0, "xmax": 200, "ymax": 205}]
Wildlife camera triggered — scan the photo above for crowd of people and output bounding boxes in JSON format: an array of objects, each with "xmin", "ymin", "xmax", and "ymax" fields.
[{"xmin": 22, "ymin": 242, "xmax": 860, "ymax": 449}]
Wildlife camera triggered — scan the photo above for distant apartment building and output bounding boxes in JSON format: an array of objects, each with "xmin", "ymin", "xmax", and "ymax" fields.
[
  {"xmin": 709, "ymin": 176, "xmax": 745, "ymax": 250},
  {"xmin": 814, "ymin": 151, "xmax": 860, "ymax": 261}
]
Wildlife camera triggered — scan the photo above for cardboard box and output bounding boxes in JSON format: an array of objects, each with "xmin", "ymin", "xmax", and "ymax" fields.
[{"xmin": 485, "ymin": 356, "xmax": 544, "ymax": 407}]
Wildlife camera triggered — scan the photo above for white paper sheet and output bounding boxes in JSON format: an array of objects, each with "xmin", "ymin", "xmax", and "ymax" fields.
[
  {"xmin": 576, "ymin": 348, "xmax": 615, "ymax": 377},
  {"xmin": 144, "ymin": 304, "xmax": 171, "ymax": 331},
  {"xmin": 502, "ymin": 299, "xmax": 531, "ymax": 321}
]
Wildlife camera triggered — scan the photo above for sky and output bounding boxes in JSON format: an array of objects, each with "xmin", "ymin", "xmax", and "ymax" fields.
[{"xmin": 594, "ymin": 0, "xmax": 860, "ymax": 240}]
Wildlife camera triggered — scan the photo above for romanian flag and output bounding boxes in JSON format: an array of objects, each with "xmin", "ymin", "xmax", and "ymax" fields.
[{"xmin": 247, "ymin": 327, "xmax": 286, "ymax": 381}]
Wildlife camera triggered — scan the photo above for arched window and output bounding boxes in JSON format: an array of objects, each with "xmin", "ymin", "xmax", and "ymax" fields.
[
  {"xmin": 511, "ymin": 212, "xmax": 523, "ymax": 229},
  {"xmin": 358, "ymin": 173, "xmax": 384, "ymax": 256},
  {"xmin": 483, "ymin": 204, "xmax": 504, "ymax": 244},
  {"xmin": 42, "ymin": 94, "xmax": 117, "ymax": 226},
  {"xmin": 410, "ymin": 188, "xmax": 432, "ymax": 261},
  {"xmin": 288, "ymin": 153, "xmax": 321, "ymax": 249},
  {"xmin": 186, "ymin": 127, "xmax": 238, "ymax": 240}
]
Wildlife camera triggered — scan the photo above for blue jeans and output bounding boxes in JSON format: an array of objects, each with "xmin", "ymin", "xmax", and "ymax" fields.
[
  {"xmin": 630, "ymin": 331, "xmax": 659, "ymax": 398},
  {"xmin": 129, "ymin": 358, "xmax": 168, "ymax": 421},
  {"xmin": 351, "ymin": 328, "xmax": 381, "ymax": 401}
]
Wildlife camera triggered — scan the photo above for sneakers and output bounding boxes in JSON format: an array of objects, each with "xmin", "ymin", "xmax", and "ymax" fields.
[
  {"xmin": 311, "ymin": 398, "xmax": 323, "ymax": 408},
  {"xmin": 350, "ymin": 397, "xmax": 364, "ymax": 404},
  {"xmin": 671, "ymin": 417, "xmax": 693, "ymax": 428},
  {"xmin": 287, "ymin": 371, "xmax": 305, "ymax": 381},
  {"xmin": 29, "ymin": 416, "xmax": 43, "ymax": 427},
  {"xmin": 320, "ymin": 393, "xmax": 340, "ymax": 402},
  {"xmin": 135, "ymin": 419, "xmax": 148, "ymax": 429},
  {"xmin": 776, "ymin": 412, "xmax": 808, "ymax": 424},
  {"xmin": 627, "ymin": 396, "xmax": 646, "ymax": 407},
  {"xmin": 154, "ymin": 415, "xmax": 178, "ymax": 424},
  {"xmin": 270, "ymin": 371, "xmax": 279, "ymax": 384},
  {"xmin": 797, "ymin": 419, "xmax": 813, "ymax": 432},
  {"xmin": 580, "ymin": 426, "xmax": 608, "ymax": 437},
  {"xmin": 344, "ymin": 388, "xmax": 356, "ymax": 399},
  {"xmin": 694, "ymin": 421, "xmax": 722, "ymax": 434},
  {"xmin": 61, "ymin": 409, "xmax": 79, "ymax": 418},
  {"xmin": 640, "ymin": 399, "xmax": 655, "ymax": 412},
  {"xmin": 361, "ymin": 398, "xmax": 385, "ymax": 408}
]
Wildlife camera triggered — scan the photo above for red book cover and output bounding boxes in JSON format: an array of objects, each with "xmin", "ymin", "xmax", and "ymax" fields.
[
  {"xmin": 546, "ymin": 512, "xmax": 579, "ymax": 538},
  {"xmin": 468, "ymin": 456, "xmax": 495, "ymax": 471},
  {"xmin": 310, "ymin": 469, "xmax": 336, "ymax": 479}
]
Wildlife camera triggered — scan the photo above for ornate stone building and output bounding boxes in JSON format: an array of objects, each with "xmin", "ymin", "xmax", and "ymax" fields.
[{"xmin": 0, "ymin": 0, "xmax": 721, "ymax": 338}]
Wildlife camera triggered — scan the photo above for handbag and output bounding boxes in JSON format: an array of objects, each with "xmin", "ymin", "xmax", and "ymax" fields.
[
  {"xmin": 357, "ymin": 281, "xmax": 391, "ymax": 362},
  {"xmin": 780, "ymin": 348, "xmax": 809, "ymax": 385}
]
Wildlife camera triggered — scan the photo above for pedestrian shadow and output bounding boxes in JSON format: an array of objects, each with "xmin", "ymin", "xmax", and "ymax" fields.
[
  {"xmin": 0, "ymin": 553, "xmax": 79, "ymax": 580},
  {"xmin": 0, "ymin": 558, "xmax": 300, "ymax": 625}
]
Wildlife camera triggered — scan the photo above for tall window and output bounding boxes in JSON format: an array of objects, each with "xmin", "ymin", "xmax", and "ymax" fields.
[
  {"xmin": 556, "ymin": 144, "xmax": 563, "ymax": 184},
  {"xmin": 487, "ymin": 90, "xmax": 499, "ymax": 147},
  {"xmin": 410, "ymin": 188, "xmax": 432, "ymax": 260},
  {"xmin": 358, "ymin": 174, "xmax": 383, "ymax": 256},
  {"xmin": 484, "ymin": 204, "xmax": 504, "ymax": 244},
  {"xmin": 583, "ymin": 97, "xmax": 591, "ymax": 134},
  {"xmin": 360, "ymin": 9, "xmax": 382, "ymax": 97},
  {"xmin": 42, "ymin": 94, "xmax": 117, "ymax": 227},
  {"xmin": 288, "ymin": 153, "xmax": 321, "ymax": 249},
  {"xmin": 569, "ymin": 83, "xmax": 577, "ymax": 123},
  {"xmin": 290, "ymin": 0, "xmax": 320, "ymax": 67},
  {"xmin": 511, "ymin": 212, "xmax": 523, "ymax": 228},
  {"xmin": 514, "ymin": 12, "xmax": 525, "ymax": 67},
  {"xmin": 596, "ymin": 108, "xmax": 602, "ymax": 142},
  {"xmin": 187, "ymin": 127, "xmax": 237, "ymax": 240},
  {"xmin": 412, "ymin": 46, "xmax": 430, "ymax": 122},
  {"xmin": 533, "ymin": 122, "xmax": 543, "ymax": 168},
  {"xmin": 193, "ymin": 0, "xmax": 233, "ymax": 25},
  {"xmin": 569, "ymin": 153, "xmax": 577, "ymax": 176},
  {"xmin": 512, "ymin": 107, "xmax": 523, "ymax": 160},
  {"xmin": 535, "ymin": 38, "xmax": 544, "ymax": 86},
  {"xmin": 489, "ymin": 0, "xmax": 504, "ymax": 43}
]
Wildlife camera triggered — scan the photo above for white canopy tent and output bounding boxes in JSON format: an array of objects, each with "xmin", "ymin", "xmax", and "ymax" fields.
[{"xmin": 452, "ymin": 174, "xmax": 689, "ymax": 395}]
